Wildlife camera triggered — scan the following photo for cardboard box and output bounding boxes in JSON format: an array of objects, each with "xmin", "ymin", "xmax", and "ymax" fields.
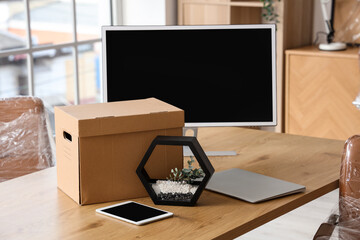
[{"xmin": 55, "ymin": 98, "xmax": 184, "ymax": 205}]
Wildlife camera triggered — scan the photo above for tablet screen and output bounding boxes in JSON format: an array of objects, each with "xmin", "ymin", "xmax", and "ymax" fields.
[{"xmin": 101, "ymin": 202, "xmax": 169, "ymax": 222}]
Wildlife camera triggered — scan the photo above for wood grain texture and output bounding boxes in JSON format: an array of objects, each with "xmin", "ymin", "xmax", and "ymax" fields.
[
  {"xmin": 0, "ymin": 127, "xmax": 344, "ymax": 240},
  {"xmin": 285, "ymin": 46, "xmax": 360, "ymax": 140},
  {"xmin": 237, "ymin": 189, "xmax": 339, "ymax": 240},
  {"xmin": 179, "ymin": 0, "xmax": 231, "ymax": 25},
  {"xmin": 278, "ymin": 0, "xmax": 314, "ymax": 133}
]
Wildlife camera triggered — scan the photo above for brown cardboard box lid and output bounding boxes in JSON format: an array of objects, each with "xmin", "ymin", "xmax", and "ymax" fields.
[{"xmin": 56, "ymin": 98, "xmax": 184, "ymax": 137}]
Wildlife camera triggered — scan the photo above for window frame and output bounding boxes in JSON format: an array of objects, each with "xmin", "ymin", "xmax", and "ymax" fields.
[{"xmin": 0, "ymin": 0, "xmax": 114, "ymax": 104}]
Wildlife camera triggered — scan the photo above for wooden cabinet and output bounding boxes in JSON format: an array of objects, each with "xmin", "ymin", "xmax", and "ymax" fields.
[
  {"xmin": 178, "ymin": 0, "xmax": 263, "ymax": 25},
  {"xmin": 285, "ymin": 46, "xmax": 360, "ymax": 140},
  {"xmin": 177, "ymin": 0, "xmax": 314, "ymax": 133}
]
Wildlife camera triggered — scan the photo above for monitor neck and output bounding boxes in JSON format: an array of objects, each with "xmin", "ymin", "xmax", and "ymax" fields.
[{"xmin": 183, "ymin": 127, "xmax": 198, "ymax": 137}]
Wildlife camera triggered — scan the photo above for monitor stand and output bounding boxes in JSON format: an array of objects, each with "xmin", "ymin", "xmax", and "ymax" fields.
[{"xmin": 183, "ymin": 127, "xmax": 237, "ymax": 157}]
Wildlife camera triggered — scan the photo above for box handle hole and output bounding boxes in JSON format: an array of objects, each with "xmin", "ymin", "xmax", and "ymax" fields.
[{"xmin": 63, "ymin": 131, "xmax": 72, "ymax": 142}]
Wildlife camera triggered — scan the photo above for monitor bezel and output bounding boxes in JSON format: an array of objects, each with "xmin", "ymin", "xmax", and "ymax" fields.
[{"xmin": 101, "ymin": 24, "xmax": 277, "ymax": 127}]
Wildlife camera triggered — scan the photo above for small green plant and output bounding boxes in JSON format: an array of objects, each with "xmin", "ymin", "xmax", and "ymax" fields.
[
  {"xmin": 167, "ymin": 167, "xmax": 183, "ymax": 181},
  {"xmin": 167, "ymin": 156, "xmax": 205, "ymax": 183},
  {"xmin": 260, "ymin": 0, "xmax": 280, "ymax": 23}
]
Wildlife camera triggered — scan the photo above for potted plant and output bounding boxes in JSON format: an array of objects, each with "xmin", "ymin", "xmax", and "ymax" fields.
[
  {"xmin": 261, "ymin": 0, "xmax": 281, "ymax": 23},
  {"xmin": 136, "ymin": 136, "xmax": 214, "ymax": 206}
]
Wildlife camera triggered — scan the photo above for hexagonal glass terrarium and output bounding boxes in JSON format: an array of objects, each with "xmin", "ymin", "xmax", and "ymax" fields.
[{"xmin": 136, "ymin": 135, "xmax": 214, "ymax": 206}]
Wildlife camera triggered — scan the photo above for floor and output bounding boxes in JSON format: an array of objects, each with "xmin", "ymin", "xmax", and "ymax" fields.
[{"xmin": 235, "ymin": 189, "xmax": 339, "ymax": 240}]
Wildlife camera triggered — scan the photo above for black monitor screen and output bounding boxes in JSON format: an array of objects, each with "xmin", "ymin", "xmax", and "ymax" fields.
[{"xmin": 103, "ymin": 25, "xmax": 276, "ymax": 127}]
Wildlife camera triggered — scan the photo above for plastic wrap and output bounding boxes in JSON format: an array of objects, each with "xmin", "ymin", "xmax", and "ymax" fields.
[
  {"xmin": 333, "ymin": 1, "xmax": 360, "ymax": 45},
  {"xmin": 352, "ymin": 49, "xmax": 360, "ymax": 109},
  {"xmin": 0, "ymin": 96, "xmax": 55, "ymax": 183},
  {"xmin": 314, "ymin": 135, "xmax": 360, "ymax": 239}
]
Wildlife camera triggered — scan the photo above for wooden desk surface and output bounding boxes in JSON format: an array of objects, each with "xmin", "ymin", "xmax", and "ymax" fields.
[{"xmin": 0, "ymin": 127, "xmax": 344, "ymax": 240}]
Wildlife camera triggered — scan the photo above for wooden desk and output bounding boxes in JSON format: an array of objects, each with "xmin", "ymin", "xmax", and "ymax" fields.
[{"xmin": 0, "ymin": 127, "xmax": 344, "ymax": 240}]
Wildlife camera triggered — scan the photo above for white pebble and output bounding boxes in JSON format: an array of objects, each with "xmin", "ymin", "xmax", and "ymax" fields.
[{"xmin": 156, "ymin": 180, "xmax": 197, "ymax": 194}]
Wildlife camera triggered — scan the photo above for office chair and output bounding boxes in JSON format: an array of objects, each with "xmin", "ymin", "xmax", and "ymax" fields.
[
  {"xmin": 0, "ymin": 96, "xmax": 54, "ymax": 182},
  {"xmin": 313, "ymin": 135, "xmax": 360, "ymax": 239}
]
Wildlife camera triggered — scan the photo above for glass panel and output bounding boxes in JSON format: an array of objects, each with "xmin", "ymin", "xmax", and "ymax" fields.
[
  {"xmin": 29, "ymin": 0, "xmax": 73, "ymax": 47},
  {"xmin": 33, "ymin": 47, "xmax": 74, "ymax": 107},
  {"xmin": 0, "ymin": 55, "xmax": 28, "ymax": 97},
  {"xmin": 0, "ymin": 1, "xmax": 27, "ymax": 52},
  {"xmin": 33, "ymin": 47, "xmax": 75, "ymax": 134},
  {"xmin": 78, "ymin": 42, "xmax": 101, "ymax": 104},
  {"xmin": 76, "ymin": 0, "xmax": 110, "ymax": 41}
]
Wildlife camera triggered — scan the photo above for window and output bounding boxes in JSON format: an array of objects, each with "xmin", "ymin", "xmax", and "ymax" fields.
[{"xmin": 0, "ymin": 0, "xmax": 112, "ymax": 110}]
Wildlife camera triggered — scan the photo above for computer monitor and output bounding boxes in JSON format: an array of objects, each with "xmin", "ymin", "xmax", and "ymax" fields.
[{"xmin": 101, "ymin": 24, "xmax": 277, "ymax": 129}]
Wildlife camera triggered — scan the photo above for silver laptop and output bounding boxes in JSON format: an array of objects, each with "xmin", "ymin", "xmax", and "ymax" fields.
[{"xmin": 206, "ymin": 168, "xmax": 306, "ymax": 203}]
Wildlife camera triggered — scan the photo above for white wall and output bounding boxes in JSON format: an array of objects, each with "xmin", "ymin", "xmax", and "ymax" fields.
[
  {"xmin": 313, "ymin": 0, "xmax": 332, "ymax": 44},
  {"xmin": 121, "ymin": 0, "xmax": 177, "ymax": 25}
]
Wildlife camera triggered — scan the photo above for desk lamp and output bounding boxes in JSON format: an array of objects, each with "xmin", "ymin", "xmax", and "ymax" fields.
[{"xmin": 318, "ymin": 0, "xmax": 347, "ymax": 51}]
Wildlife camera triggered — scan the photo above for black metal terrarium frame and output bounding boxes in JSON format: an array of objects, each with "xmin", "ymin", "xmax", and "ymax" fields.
[{"xmin": 136, "ymin": 135, "xmax": 214, "ymax": 206}]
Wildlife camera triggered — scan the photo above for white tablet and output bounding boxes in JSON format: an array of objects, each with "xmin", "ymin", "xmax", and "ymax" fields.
[{"xmin": 96, "ymin": 201, "xmax": 173, "ymax": 225}]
